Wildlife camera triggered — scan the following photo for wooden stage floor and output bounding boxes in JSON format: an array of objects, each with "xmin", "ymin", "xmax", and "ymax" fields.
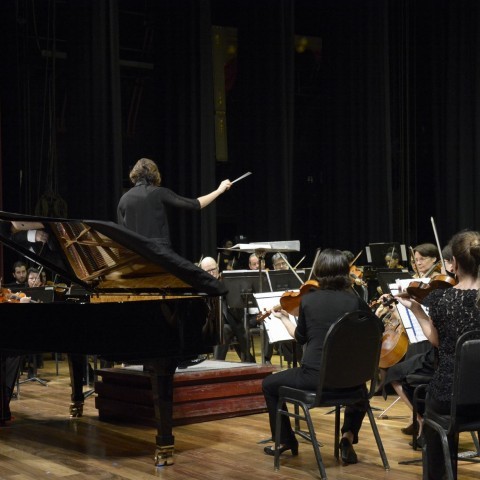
[{"xmin": 1, "ymin": 353, "xmax": 480, "ymax": 480}]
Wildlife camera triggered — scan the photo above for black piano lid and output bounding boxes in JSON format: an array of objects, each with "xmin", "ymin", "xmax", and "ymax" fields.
[{"xmin": 0, "ymin": 210, "xmax": 227, "ymax": 296}]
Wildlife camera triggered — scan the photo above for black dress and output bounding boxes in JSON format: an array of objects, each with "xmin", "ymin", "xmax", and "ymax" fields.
[{"xmin": 423, "ymin": 287, "xmax": 480, "ymax": 479}]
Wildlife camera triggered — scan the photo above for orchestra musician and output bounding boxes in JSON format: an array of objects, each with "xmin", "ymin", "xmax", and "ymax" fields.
[
  {"xmin": 410, "ymin": 243, "xmax": 442, "ymax": 278},
  {"xmin": 382, "ymin": 242, "xmax": 440, "ymax": 443},
  {"xmin": 395, "ymin": 230, "xmax": 480, "ymax": 479},
  {"xmin": 262, "ymin": 249, "xmax": 373, "ymax": 464},
  {"xmin": 200, "ymin": 257, "xmax": 254, "ymax": 363},
  {"xmin": 5, "ymin": 261, "xmax": 27, "ymax": 288},
  {"xmin": 385, "ymin": 251, "xmax": 404, "ymax": 269}
]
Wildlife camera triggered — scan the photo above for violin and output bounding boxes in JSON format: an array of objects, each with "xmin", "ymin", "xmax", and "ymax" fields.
[
  {"xmin": 0, "ymin": 288, "xmax": 36, "ymax": 303},
  {"xmin": 256, "ymin": 304, "xmax": 283, "ymax": 323},
  {"xmin": 279, "ymin": 279, "xmax": 320, "ymax": 316},
  {"xmin": 404, "ymin": 274, "xmax": 457, "ymax": 303}
]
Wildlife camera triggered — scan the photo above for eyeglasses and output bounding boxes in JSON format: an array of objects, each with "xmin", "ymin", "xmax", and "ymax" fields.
[
  {"xmin": 205, "ymin": 267, "xmax": 218, "ymax": 274},
  {"xmin": 274, "ymin": 261, "xmax": 287, "ymax": 269}
]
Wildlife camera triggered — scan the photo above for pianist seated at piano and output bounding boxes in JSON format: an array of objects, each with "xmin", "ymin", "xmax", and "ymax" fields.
[{"xmin": 200, "ymin": 257, "xmax": 255, "ymax": 363}]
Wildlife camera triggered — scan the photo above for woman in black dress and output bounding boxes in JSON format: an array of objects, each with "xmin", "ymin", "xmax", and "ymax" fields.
[
  {"xmin": 262, "ymin": 249, "xmax": 372, "ymax": 464},
  {"xmin": 396, "ymin": 230, "xmax": 480, "ymax": 479}
]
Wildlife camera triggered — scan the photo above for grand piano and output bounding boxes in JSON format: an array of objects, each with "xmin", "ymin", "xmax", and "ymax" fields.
[{"xmin": 0, "ymin": 210, "xmax": 226, "ymax": 466}]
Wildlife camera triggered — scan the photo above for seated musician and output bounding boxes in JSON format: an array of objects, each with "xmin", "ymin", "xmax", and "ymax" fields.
[
  {"xmin": 262, "ymin": 249, "xmax": 373, "ymax": 463},
  {"xmin": 262, "ymin": 253, "xmax": 303, "ymax": 366},
  {"xmin": 385, "ymin": 251, "xmax": 404, "ymax": 269},
  {"xmin": 5, "ymin": 260, "xmax": 28, "ymax": 288},
  {"xmin": 381, "ymin": 242, "xmax": 441, "ymax": 444},
  {"xmin": 27, "ymin": 267, "xmax": 45, "ymax": 288},
  {"xmin": 200, "ymin": 257, "xmax": 255, "ymax": 363}
]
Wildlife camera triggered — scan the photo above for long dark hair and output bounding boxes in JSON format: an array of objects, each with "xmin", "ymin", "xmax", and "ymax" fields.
[{"xmin": 313, "ymin": 248, "xmax": 351, "ymax": 290}]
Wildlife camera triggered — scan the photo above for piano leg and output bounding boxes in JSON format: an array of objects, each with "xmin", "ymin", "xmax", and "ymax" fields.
[
  {"xmin": 68, "ymin": 354, "xmax": 85, "ymax": 417},
  {"xmin": 0, "ymin": 355, "xmax": 8, "ymax": 424},
  {"xmin": 0, "ymin": 355, "xmax": 22, "ymax": 424},
  {"xmin": 144, "ymin": 357, "xmax": 178, "ymax": 466}
]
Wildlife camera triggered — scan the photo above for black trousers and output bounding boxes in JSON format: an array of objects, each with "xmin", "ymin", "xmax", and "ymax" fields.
[{"xmin": 262, "ymin": 365, "xmax": 367, "ymax": 444}]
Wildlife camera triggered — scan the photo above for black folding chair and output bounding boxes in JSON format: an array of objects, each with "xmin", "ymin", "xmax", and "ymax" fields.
[
  {"xmin": 273, "ymin": 310, "xmax": 390, "ymax": 479},
  {"xmin": 422, "ymin": 330, "xmax": 480, "ymax": 480}
]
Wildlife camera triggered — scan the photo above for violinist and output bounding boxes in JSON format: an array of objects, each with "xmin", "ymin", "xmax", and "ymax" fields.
[
  {"xmin": 27, "ymin": 267, "xmax": 45, "ymax": 288},
  {"xmin": 410, "ymin": 243, "xmax": 441, "ymax": 278},
  {"xmin": 396, "ymin": 230, "xmax": 480, "ymax": 480},
  {"xmin": 385, "ymin": 251, "xmax": 404, "ymax": 269},
  {"xmin": 383, "ymin": 242, "xmax": 440, "ymax": 443},
  {"xmin": 262, "ymin": 249, "xmax": 373, "ymax": 464},
  {"xmin": 343, "ymin": 250, "xmax": 368, "ymax": 302}
]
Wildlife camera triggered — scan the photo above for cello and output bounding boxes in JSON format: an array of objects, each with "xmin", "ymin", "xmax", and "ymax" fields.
[{"xmin": 375, "ymin": 295, "xmax": 409, "ymax": 368}]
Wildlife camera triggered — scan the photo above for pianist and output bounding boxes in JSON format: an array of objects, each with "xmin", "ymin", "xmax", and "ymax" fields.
[{"xmin": 117, "ymin": 158, "xmax": 232, "ymax": 248}]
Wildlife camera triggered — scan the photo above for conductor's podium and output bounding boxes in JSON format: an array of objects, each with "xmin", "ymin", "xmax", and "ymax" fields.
[{"xmin": 95, "ymin": 360, "xmax": 277, "ymax": 425}]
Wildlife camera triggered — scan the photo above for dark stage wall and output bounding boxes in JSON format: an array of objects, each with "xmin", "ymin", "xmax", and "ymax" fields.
[{"xmin": 1, "ymin": 0, "xmax": 479, "ymax": 276}]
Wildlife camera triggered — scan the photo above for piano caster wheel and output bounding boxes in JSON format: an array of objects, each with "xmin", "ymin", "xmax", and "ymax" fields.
[
  {"xmin": 154, "ymin": 445, "xmax": 174, "ymax": 466},
  {"xmin": 69, "ymin": 401, "xmax": 84, "ymax": 418}
]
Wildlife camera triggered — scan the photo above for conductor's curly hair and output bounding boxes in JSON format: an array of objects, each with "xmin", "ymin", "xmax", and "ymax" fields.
[{"xmin": 129, "ymin": 158, "xmax": 161, "ymax": 186}]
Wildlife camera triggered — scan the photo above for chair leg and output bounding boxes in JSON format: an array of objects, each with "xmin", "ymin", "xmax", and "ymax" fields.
[
  {"xmin": 471, "ymin": 431, "xmax": 480, "ymax": 456},
  {"xmin": 334, "ymin": 406, "xmax": 341, "ymax": 460},
  {"xmin": 366, "ymin": 406, "xmax": 390, "ymax": 470},
  {"xmin": 274, "ymin": 401, "xmax": 283, "ymax": 471},
  {"xmin": 303, "ymin": 405, "xmax": 327, "ymax": 480}
]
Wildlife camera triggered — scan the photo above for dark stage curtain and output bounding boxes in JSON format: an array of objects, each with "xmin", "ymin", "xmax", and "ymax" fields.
[
  {"xmin": 290, "ymin": 0, "xmax": 394, "ymax": 257},
  {"xmin": 228, "ymin": 0, "xmax": 295, "ymax": 245},
  {"xmin": 150, "ymin": 0, "xmax": 218, "ymax": 260},
  {"xmin": 63, "ymin": 0, "xmax": 123, "ymax": 221},
  {"xmin": 411, "ymin": 0, "xmax": 480, "ymax": 242}
]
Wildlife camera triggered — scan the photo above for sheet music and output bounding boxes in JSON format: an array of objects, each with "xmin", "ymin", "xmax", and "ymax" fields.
[
  {"xmin": 390, "ymin": 279, "xmax": 429, "ymax": 344},
  {"xmin": 253, "ymin": 291, "xmax": 296, "ymax": 343}
]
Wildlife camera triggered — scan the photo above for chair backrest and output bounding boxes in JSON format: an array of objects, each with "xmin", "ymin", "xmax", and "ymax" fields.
[
  {"xmin": 317, "ymin": 309, "xmax": 384, "ymax": 396},
  {"xmin": 452, "ymin": 330, "xmax": 480, "ymax": 415}
]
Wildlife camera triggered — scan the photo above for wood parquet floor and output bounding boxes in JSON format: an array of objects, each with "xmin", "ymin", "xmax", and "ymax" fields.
[{"xmin": 1, "ymin": 354, "xmax": 480, "ymax": 480}]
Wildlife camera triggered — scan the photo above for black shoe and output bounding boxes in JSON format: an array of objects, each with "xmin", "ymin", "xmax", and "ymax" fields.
[
  {"xmin": 409, "ymin": 434, "xmax": 425, "ymax": 449},
  {"xmin": 264, "ymin": 439, "xmax": 299, "ymax": 456},
  {"xmin": 177, "ymin": 355, "xmax": 208, "ymax": 369},
  {"xmin": 340, "ymin": 438, "xmax": 358, "ymax": 464},
  {"xmin": 401, "ymin": 423, "xmax": 414, "ymax": 436}
]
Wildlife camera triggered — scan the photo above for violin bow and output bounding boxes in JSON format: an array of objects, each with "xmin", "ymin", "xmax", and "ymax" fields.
[
  {"xmin": 293, "ymin": 255, "xmax": 306, "ymax": 270},
  {"xmin": 307, "ymin": 248, "xmax": 322, "ymax": 281},
  {"xmin": 409, "ymin": 246, "xmax": 421, "ymax": 277},
  {"xmin": 277, "ymin": 252, "xmax": 305, "ymax": 286},
  {"xmin": 431, "ymin": 217, "xmax": 446, "ymax": 274},
  {"xmin": 349, "ymin": 250, "xmax": 362, "ymax": 267}
]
